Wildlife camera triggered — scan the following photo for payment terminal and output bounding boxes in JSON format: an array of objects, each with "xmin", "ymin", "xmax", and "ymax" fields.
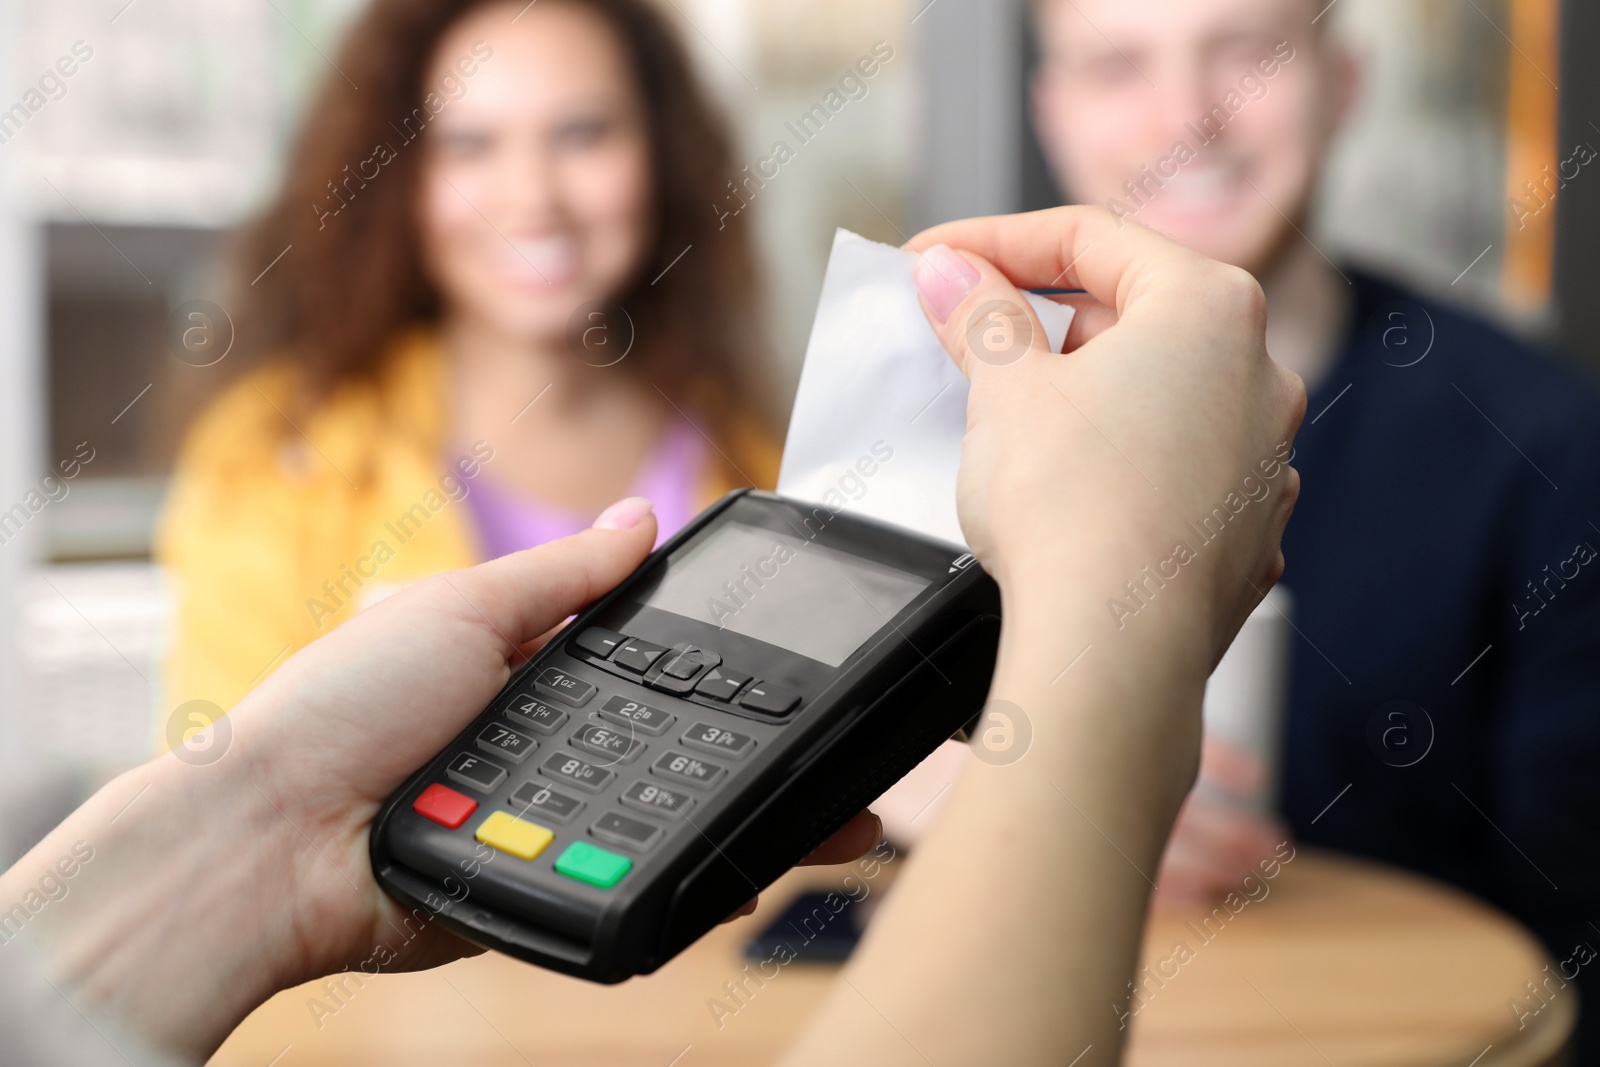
[{"xmin": 370, "ymin": 489, "xmax": 1000, "ymax": 983}]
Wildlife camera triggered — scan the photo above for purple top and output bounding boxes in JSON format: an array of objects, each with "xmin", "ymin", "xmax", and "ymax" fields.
[{"xmin": 462, "ymin": 419, "xmax": 707, "ymax": 558}]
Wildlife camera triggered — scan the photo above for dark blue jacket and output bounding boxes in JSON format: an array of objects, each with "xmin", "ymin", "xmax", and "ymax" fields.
[{"xmin": 1280, "ymin": 269, "xmax": 1600, "ymax": 1058}]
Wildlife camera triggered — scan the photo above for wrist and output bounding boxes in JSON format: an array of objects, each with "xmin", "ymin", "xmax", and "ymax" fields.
[
  {"xmin": 994, "ymin": 538, "xmax": 1216, "ymax": 692},
  {"xmin": 12, "ymin": 733, "xmax": 306, "ymax": 1061},
  {"xmin": 984, "ymin": 574, "xmax": 1209, "ymax": 820}
]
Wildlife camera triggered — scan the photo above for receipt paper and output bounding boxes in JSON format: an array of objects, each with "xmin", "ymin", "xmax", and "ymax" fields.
[{"xmin": 776, "ymin": 229, "xmax": 1075, "ymax": 547}]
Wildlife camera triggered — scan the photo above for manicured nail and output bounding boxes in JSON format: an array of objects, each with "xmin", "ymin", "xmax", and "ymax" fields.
[
  {"xmin": 593, "ymin": 496, "xmax": 653, "ymax": 531},
  {"xmin": 914, "ymin": 244, "xmax": 980, "ymax": 324}
]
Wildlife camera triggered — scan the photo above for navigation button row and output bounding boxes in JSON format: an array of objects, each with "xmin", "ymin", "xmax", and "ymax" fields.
[
  {"xmin": 613, "ymin": 638, "xmax": 667, "ymax": 674},
  {"xmin": 571, "ymin": 626, "xmax": 625, "ymax": 659},
  {"xmin": 658, "ymin": 646, "xmax": 719, "ymax": 683},
  {"xmin": 694, "ymin": 668, "xmax": 750, "ymax": 701},
  {"xmin": 568, "ymin": 627, "xmax": 803, "ymax": 715},
  {"xmin": 738, "ymin": 682, "xmax": 799, "ymax": 715}
]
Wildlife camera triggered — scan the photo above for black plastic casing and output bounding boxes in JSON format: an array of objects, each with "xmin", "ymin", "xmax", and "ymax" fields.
[{"xmin": 369, "ymin": 490, "xmax": 1000, "ymax": 983}]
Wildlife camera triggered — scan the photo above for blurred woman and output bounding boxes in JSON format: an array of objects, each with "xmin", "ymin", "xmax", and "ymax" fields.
[{"xmin": 157, "ymin": 0, "xmax": 775, "ymax": 717}]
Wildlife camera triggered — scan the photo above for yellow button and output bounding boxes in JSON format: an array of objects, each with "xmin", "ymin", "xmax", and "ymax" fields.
[{"xmin": 474, "ymin": 811, "xmax": 554, "ymax": 861}]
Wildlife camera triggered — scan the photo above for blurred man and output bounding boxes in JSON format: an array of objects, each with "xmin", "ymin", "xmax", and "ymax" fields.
[{"xmin": 1031, "ymin": 0, "xmax": 1600, "ymax": 1055}]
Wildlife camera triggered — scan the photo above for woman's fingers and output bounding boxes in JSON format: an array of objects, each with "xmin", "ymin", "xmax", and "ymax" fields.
[
  {"xmin": 715, "ymin": 811, "xmax": 883, "ymax": 925},
  {"xmin": 722, "ymin": 899, "xmax": 759, "ymax": 923},
  {"xmin": 912, "ymin": 245, "xmax": 1053, "ymax": 380},
  {"xmin": 1055, "ymin": 293, "xmax": 1119, "ymax": 350},
  {"xmin": 800, "ymin": 810, "xmax": 884, "ymax": 866},
  {"xmin": 1198, "ymin": 736, "xmax": 1269, "ymax": 796},
  {"xmin": 907, "ymin": 205, "xmax": 1209, "ymax": 314}
]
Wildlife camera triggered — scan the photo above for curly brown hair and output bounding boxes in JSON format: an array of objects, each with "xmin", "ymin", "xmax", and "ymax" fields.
[{"xmin": 230, "ymin": 0, "xmax": 764, "ymax": 416}]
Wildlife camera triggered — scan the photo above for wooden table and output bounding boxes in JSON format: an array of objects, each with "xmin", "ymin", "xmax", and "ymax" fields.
[
  {"xmin": 211, "ymin": 863, "xmax": 883, "ymax": 1067},
  {"xmin": 1126, "ymin": 851, "xmax": 1575, "ymax": 1067},
  {"xmin": 209, "ymin": 850, "xmax": 1574, "ymax": 1066}
]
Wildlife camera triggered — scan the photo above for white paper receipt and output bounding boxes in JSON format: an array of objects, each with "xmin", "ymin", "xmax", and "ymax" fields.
[{"xmin": 777, "ymin": 229, "xmax": 1075, "ymax": 547}]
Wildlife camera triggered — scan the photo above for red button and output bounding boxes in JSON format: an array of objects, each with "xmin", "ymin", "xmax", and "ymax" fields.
[{"xmin": 413, "ymin": 783, "xmax": 477, "ymax": 829}]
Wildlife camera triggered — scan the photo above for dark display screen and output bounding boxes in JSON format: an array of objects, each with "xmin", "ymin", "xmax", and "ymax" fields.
[{"xmin": 641, "ymin": 521, "xmax": 931, "ymax": 666}]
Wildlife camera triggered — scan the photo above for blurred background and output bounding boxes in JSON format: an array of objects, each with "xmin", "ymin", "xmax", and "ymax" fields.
[
  {"xmin": 1, "ymin": 0, "xmax": 1598, "ymax": 1061},
  {"xmin": 0, "ymin": 0, "xmax": 1591, "ymax": 849},
  {"xmin": 2, "ymin": 0, "xmax": 1589, "ymax": 804}
]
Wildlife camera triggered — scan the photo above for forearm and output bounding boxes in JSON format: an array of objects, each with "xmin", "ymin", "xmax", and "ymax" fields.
[
  {"xmin": 783, "ymin": 584, "xmax": 1205, "ymax": 1065},
  {"xmin": 0, "ymin": 747, "xmax": 301, "ymax": 1062}
]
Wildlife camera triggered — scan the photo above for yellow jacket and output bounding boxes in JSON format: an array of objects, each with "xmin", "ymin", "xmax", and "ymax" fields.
[{"xmin": 156, "ymin": 330, "xmax": 779, "ymax": 725}]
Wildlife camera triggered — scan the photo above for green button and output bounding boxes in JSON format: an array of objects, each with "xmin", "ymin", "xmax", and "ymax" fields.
[{"xmin": 555, "ymin": 841, "xmax": 632, "ymax": 888}]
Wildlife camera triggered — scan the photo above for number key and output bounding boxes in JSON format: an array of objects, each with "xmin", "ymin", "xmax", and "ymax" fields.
[
  {"xmin": 599, "ymin": 695, "xmax": 675, "ymax": 735},
  {"xmin": 620, "ymin": 779, "xmax": 695, "ymax": 820},
  {"xmin": 541, "ymin": 753, "xmax": 615, "ymax": 793},
  {"xmin": 650, "ymin": 750, "xmax": 726, "ymax": 790},
  {"xmin": 570, "ymin": 724, "xmax": 645, "ymax": 764},
  {"xmin": 506, "ymin": 695, "xmax": 568, "ymax": 735},
  {"xmin": 681, "ymin": 722, "xmax": 755, "ymax": 760},
  {"xmin": 477, "ymin": 723, "xmax": 537, "ymax": 764},
  {"xmin": 507, "ymin": 781, "xmax": 584, "ymax": 824},
  {"xmin": 536, "ymin": 667, "xmax": 595, "ymax": 707}
]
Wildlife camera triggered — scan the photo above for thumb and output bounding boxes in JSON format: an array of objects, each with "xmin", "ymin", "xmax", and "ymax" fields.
[
  {"xmin": 911, "ymin": 243, "xmax": 1052, "ymax": 379},
  {"xmin": 449, "ymin": 496, "xmax": 658, "ymax": 647}
]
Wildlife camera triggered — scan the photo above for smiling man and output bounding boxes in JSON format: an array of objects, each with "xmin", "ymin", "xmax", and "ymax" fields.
[{"xmin": 1030, "ymin": 0, "xmax": 1600, "ymax": 1058}]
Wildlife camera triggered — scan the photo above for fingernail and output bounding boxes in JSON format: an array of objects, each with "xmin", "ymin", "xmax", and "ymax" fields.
[
  {"xmin": 593, "ymin": 496, "xmax": 653, "ymax": 531},
  {"xmin": 914, "ymin": 244, "xmax": 980, "ymax": 324}
]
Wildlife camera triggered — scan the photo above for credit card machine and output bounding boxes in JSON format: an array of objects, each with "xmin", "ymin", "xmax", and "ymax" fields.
[{"xmin": 370, "ymin": 489, "xmax": 1000, "ymax": 983}]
